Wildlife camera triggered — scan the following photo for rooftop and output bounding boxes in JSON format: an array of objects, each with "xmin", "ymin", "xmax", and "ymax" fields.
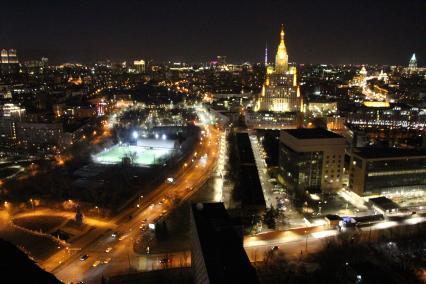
[
  {"xmin": 369, "ymin": 196, "xmax": 400, "ymax": 211},
  {"xmin": 283, "ymin": 128, "xmax": 343, "ymax": 139},
  {"xmin": 353, "ymin": 147, "xmax": 426, "ymax": 159},
  {"xmin": 191, "ymin": 203, "xmax": 259, "ymax": 284}
]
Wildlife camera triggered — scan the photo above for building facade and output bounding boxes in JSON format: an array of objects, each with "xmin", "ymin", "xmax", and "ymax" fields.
[
  {"xmin": 255, "ymin": 25, "xmax": 303, "ymax": 114},
  {"xmin": 346, "ymin": 104, "xmax": 426, "ymax": 129},
  {"xmin": 348, "ymin": 148, "xmax": 426, "ymax": 196},
  {"xmin": 133, "ymin": 60, "xmax": 146, "ymax": 73},
  {"xmin": 245, "ymin": 111, "xmax": 303, "ymax": 129},
  {"xmin": 0, "ymin": 49, "xmax": 19, "ymax": 74},
  {"xmin": 279, "ymin": 128, "xmax": 346, "ymax": 195}
]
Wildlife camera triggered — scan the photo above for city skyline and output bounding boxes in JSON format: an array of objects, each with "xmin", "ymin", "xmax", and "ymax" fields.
[
  {"xmin": 1, "ymin": 1, "xmax": 426, "ymax": 283},
  {"xmin": 1, "ymin": 0, "xmax": 425, "ymax": 65}
]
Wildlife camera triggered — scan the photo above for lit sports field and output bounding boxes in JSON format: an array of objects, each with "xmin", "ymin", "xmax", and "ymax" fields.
[{"xmin": 93, "ymin": 144, "xmax": 171, "ymax": 166}]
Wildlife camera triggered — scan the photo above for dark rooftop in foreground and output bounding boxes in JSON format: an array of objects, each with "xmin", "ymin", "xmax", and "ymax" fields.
[
  {"xmin": 236, "ymin": 132, "xmax": 255, "ymax": 164},
  {"xmin": 283, "ymin": 128, "xmax": 343, "ymax": 139},
  {"xmin": 0, "ymin": 238, "xmax": 61, "ymax": 284},
  {"xmin": 191, "ymin": 203, "xmax": 260, "ymax": 284},
  {"xmin": 353, "ymin": 147, "xmax": 426, "ymax": 159}
]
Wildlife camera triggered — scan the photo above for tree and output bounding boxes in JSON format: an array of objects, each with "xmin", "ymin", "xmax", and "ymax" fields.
[
  {"xmin": 75, "ymin": 206, "xmax": 83, "ymax": 226},
  {"xmin": 263, "ymin": 207, "xmax": 278, "ymax": 230}
]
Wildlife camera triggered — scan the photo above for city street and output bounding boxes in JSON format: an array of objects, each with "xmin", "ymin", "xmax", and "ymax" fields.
[{"xmin": 50, "ymin": 117, "xmax": 222, "ymax": 283}]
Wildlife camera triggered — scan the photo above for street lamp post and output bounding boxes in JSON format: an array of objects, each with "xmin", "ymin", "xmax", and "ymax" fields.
[{"xmin": 304, "ymin": 229, "xmax": 309, "ymax": 253}]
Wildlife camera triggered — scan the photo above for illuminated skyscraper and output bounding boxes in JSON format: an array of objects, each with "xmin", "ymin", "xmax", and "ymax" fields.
[
  {"xmin": 7, "ymin": 49, "xmax": 18, "ymax": 64},
  {"xmin": 408, "ymin": 53, "xmax": 417, "ymax": 73},
  {"xmin": 1, "ymin": 49, "xmax": 9, "ymax": 63},
  {"xmin": 264, "ymin": 42, "xmax": 268, "ymax": 65},
  {"xmin": 0, "ymin": 49, "xmax": 18, "ymax": 64},
  {"xmin": 133, "ymin": 59, "xmax": 146, "ymax": 73},
  {"xmin": 255, "ymin": 25, "xmax": 302, "ymax": 113},
  {"xmin": 275, "ymin": 25, "xmax": 288, "ymax": 74},
  {"xmin": 0, "ymin": 49, "xmax": 19, "ymax": 74}
]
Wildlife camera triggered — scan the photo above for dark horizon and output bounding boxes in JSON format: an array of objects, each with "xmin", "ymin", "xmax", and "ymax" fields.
[{"xmin": 1, "ymin": 0, "xmax": 425, "ymax": 66}]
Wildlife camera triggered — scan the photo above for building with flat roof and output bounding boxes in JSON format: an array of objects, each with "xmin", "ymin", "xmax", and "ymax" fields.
[
  {"xmin": 279, "ymin": 128, "xmax": 347, "ymax": 195},
  {"xmin": 245, "ymin": 111, "xmax": 302, "ymax": 129},
  {"xmin": 190, "ymin": 203, "xmax": 259, "ymax": 284},
  {"xmin": 235, "ymin": 133, "xmax": 266, "ymax": 211},
  {"xmin": 348, "ymin": 147, "xmax": 426, "ymax": 196}
]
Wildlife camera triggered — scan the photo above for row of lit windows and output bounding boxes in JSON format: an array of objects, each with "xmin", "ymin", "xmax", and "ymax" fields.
[{"xmin": 368, "ymin": 168, "xmax": 426, "ymax": 177}]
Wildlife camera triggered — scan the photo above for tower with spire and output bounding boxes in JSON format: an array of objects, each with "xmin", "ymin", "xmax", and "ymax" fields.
[
  {"xmin": 408, "ymin": 53, "xmax": 417, "ymax": 73},
  {"xmin": 275, "ymin": 24, "xmax": 288, "ymax": 73},
  {"xmin": 254, "ymin": 24, "xmax": 303, "ymax": 117}
]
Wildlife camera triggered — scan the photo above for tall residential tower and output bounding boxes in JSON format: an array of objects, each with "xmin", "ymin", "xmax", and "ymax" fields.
[
  {"xmin": 408, "ymin": 53, "xmax": 417, "ymax": 73},
  {"xmin": 255, "ymin": 25, "xmax": 303, "ymax": 114}
]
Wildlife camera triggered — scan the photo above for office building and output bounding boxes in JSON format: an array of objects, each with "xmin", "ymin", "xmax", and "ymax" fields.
[
  {"xmin": 348, "ymin": 148, "xmax": 426, "ymax": 196},
  {"xmin": 16, "ymin": 122, "xmax": 63, "ymax": 149},
  {"xmin": 279, "ymin": 128, "xmax": 346, "ymax": 195},
  {"xmin": 190, "ymin": 202, "xmax": 259, "ymax": 284},
  {"xmin": 133, "ymin": 59, "xmax": 146, "ymax": 73},
  {"xmin": 307, "ymin": 101, "xmax": 338, "ymax": 117},
  {"xmin": 0, "ymin": 49, "xmax": 19, "ymax": 73},
  {"xmin": 0, "ymin": 49, "xmax": 18, "ymax": 63},
  {"xmin": 346, "ymin": 104, "xmax": 426, "ymax": 129},
  {"xmin": 245, "ymin": 111, "xmax": 302, "ymax": 129}
]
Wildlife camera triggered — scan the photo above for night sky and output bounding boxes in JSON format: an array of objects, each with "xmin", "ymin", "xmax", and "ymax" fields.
[{"xmin": 1, "ymin": 0, "xmax": 425, "ymax": 65}]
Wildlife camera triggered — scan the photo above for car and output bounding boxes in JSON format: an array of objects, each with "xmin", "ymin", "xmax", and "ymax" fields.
[
  {"xmin": 80, "ymin": 254, "xmax": 89, "ymax": 261},
  {"xmin": 159, "ymin": 257, "xmax": 171, "ymax": 264},
  {"xmin": 105, "ymin": 247, "xmax": 112, "ymax": 253},
  {"xmin": 103, "ymin": 257, "xmax": 111, "ymax": 264},
  {"xmin": 92, "ymin": 260, "xmax": 101, "ymax": 267},
  {"xmin": 118, "ymin": 234, "xmax": 127, "ymax": 241},
  {"xmin": 111, "ymin": 232, "xmax": 119, "ymax": 238},
  {"xmin": 149, "ymin": 203, "xmax": 155, "ymax": 209},
  {"xmin": 271, "ymin": 246, "xmax": 279, "ymax": 251},
  {"xmin": 139, "ymin": 224, "xmax": 147, "ymax": 231}
]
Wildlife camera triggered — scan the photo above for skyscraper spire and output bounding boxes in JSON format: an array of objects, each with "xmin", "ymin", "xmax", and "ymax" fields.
[
  {"xmin": 264, "ymin": 41, "xmax": 268, "ymax": 65},
  {"xmin": 408, "ymin": 53, "xmax": 417, "ymax": 73},
  {"xmin": 275, "ymin": 24, "xmax": 288, "ymax": 73}
]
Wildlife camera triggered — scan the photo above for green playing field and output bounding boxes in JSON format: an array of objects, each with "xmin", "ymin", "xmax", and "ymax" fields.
[{"xmin": 93, "ymin": 145, "xmax": 171, "ymax": 165}]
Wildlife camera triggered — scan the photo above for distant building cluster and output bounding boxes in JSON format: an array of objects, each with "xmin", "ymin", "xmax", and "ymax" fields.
[{"xmin": 0, "ymin": 48, "xmax": 19, "ymax": 74}]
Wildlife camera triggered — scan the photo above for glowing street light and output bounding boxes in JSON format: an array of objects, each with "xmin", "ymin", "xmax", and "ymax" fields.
[{"xmin": 132, "ymin": 131, "xmax": 139, "ymax": 139}]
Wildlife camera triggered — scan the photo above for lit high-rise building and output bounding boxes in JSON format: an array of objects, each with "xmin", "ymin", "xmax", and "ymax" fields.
[
  {"xmin": 0, "ymin": 49, "xmax": 19, "ymax": 74},
  {"xmin": 0, "ymin": 49, "xmax": 18, "ymax": 64},
  {"xmin": 1, "ymin": 49, "xmax": 9, "ymax": 63},
  {"xmin": 7, "ymin": 49, "xmax": 18, "ymax": 64},
  {"xmin": 255, "ymin": 25, "xmax": 303, "ymax": 113},
  {"xmin": 408, "ymin": 53, "xmax": 417, "ymax": 73},
  {"xmin": 133, "ymin": 59, "xmax": 146, "ymax": 73}
]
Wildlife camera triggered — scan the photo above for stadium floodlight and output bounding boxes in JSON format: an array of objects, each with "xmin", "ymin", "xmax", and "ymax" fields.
[
  {"xmin": 132, "ymin": 131, "xmax": 139, "ymax": 139},
  {"xmin": 162, "ymin": 134, "xmax": 167, "ymax": 140}
]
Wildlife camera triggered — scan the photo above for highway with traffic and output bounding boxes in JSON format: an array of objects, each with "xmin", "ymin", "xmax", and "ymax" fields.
[{"xmin": 48, "ymin": 110, "xmax": 222, "ymax": 283}]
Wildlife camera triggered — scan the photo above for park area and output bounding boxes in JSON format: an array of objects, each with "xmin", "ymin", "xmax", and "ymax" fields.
[{"xmin": 92, "ymin": 144, "xmax": 171, "ymax": 166}]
